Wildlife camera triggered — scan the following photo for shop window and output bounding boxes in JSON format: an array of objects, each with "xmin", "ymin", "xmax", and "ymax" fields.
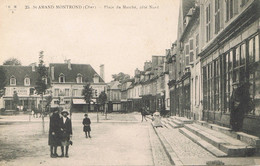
[{"xmin": 248, "ymin": 34, "xmax": 260, "ymax": 115}]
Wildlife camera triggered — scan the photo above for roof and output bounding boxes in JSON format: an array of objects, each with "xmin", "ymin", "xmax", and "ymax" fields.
[
  {"xmin": 1, "ymin": 65, "xmax": 39, "ymax": 86},
  {"xmin": 182, "ymin": 0, "xmax": 195, "ymax": 20},
  {"xmin": 49, "ymin": 63, "xmax": 104, "ymax": 83},
  {"xmin": 107, "ymin": 81, "xmax": 121, "ymax": 90}
]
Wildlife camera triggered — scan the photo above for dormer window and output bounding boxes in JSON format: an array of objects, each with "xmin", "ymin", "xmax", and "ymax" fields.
[
  {"xmin": 10, "ymin": 76, "xmax": 16, "ymax": 86},
  {"xmin": 59, "ymin": 73, "xmax": 65, "ymax": 83},
  {"xmin": 76, "ymin": 73, "xmax": 83, "ymax": 83},
  {"xmin": 93, "ymin": 74, "xmax": 99, "ymax": 83},
  {"xmin": 24, "ymin": 76, "xmax": 30, "ymax": 86}
]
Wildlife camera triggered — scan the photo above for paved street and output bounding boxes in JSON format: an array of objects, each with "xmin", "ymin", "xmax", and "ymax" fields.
[{"xmin": 0, "ymin": 112, "xmax": 172, "ymax": 166}]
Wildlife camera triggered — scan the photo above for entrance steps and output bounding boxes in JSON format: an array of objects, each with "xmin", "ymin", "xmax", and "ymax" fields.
[
  {"xmin": 161, "ymin": 116, "xmax": 193, "ymax": 129},
  {"xmin": 196, "ymin": 121, "xmax": 260, "ymax": 148},
  {"xmin": 179, "ymin": 123, "xmax": 257, "ymax": 157}
]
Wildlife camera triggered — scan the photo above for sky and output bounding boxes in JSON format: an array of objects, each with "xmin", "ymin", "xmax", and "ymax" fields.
[{"xmin": 0, "ymin": 0, "xmax": 180, "ymax": 82}]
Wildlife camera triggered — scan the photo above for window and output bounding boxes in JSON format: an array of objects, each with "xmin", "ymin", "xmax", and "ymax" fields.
[
  {"xmin": 248, "ymin": 34, "xmax": 260, "ymax": 115},
  {"xmin": 241, "ymin": 0, "xmax": 249, "ymax": 7},
  {"xmin": 190, "ymin": 39, "xmax": 194, "ymax": 63},
  {"xmin": 65, "ymin": 89, "xmax": 70, "ymax": 96},
  {"xmin": 72, "ymin": 89, "xmax": 78, "ymax": 97},
  {"xmin": 24, "ymin": 77, "xmax": 30, "ymax": 86},
  {"xmin": 215, "ymin": 0, "xmax": 220, "ymax": 34},
  {"xmin": 59, "ymin": 73, "xmax": 65, "ymax": 83},
  {"xmin": 76, "ymin": 73, "xmax": 82, "ymax": 83},
  {"xmin": 10, "ymin": 76, "xmax": 16, "ymax": 86},
  {"xmin": 196, "ymin": 34, "xmax": 199, "ymax": 59},
  {"xmin": 185, "ymin": 44, "xmax": 190, "ymax": 66},
  {"xmin": 206, "ymin": 3, "xmax": 211, "ymax": 42},
  {"xmin": 54, "ymin": 89, "xmax": 59, "ymax": 97},
  {"xmin": 226, "ymin": 0, "xmax": 238, "ymax": 22}
]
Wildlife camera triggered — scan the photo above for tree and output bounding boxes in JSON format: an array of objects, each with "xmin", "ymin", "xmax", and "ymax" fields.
[
  {"xmin": 45, "ymin": 94, "xmax": 53, "ymax": 114},
  {"xmin": 3, "ymin": 58, "xmax": 21, "ymax": 66},
  {"xmin": 82, "ymin": 83, "xmax": 93, "ymax": 112},
  {"xmin": 98, "ymin": 91, "xmax": 107, "ymax": 119},
  {"xmin": 0, "ymin": 66, "xmax": 7, "ymax": 97},
  {"xmin": 35, "ymin": 51, "xmax": 49, "ymax": 122},
  {"xmin": 13, "ymin": 91, "xmax": 19, "ymax": 111},
  {"xmin": 112, "ymin": 72, "xmax": 130, "ymax": 83}
]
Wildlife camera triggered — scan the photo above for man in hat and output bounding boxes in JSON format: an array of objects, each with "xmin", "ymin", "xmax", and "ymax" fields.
[
  {"xmin": 60, "ymin": 110, "xmax": 72, "ymax": 158},
  {"xmin": 230, "ymin": 81, "xmax": 252, "ymax": 131},
  {"xmin": 48, "ymin": 107, "xmax": 61, "ymax": 158}
]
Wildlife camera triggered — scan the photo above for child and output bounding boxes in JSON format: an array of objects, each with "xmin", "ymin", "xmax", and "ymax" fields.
[{"xmin": 82, "ymin": 114, "xmax": 91, "ymax": 138}]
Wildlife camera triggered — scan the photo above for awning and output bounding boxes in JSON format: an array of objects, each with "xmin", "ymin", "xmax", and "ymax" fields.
[{"xmin": 72, "ymin": 99, "xmax": 86, "ymax": 104}]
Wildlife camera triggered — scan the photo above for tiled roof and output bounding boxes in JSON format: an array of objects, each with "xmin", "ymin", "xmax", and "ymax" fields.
[
  {"xmin": 1, "ymin": 65, "xmax": 38, "ymax": 86},
  {"xmin": 49, "ymin": 63, "xmax": 104, "ymax": 83}
]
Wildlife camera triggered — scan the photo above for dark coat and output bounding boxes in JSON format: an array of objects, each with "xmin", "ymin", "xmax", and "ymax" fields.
[
  {"xmin": 48, "ymin": 113, "xmax": 61, "ymax": 146},
  {"xmin": 60, "ymin": 117, "xmax": 72, "ymax": 142},
  {"xmin": 230, "ymin": 83, "xmax": 251, "ymax": 131},
  {"xmin": 83, "ymin": 117, "xmax": 91, "ymax": 132}
]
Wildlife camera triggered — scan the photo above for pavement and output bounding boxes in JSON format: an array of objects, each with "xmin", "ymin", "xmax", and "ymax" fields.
[
  {"xmin": 2, "ymin": 112, "xmax": 260, "ymax": 165},
  {"xmin": 0, "ymin": 112, "xmax": 172, "ymax": 166},
  {"xmin": 154, "ymin": 117, "xmax": 260, "ymax": 166}
]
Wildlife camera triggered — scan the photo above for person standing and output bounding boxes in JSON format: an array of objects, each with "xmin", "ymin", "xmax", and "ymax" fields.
[
  {"xmin": 141, "ymin": 106, "xmax": 147, "ymax": 122},
  {"xmin": 60, "ymin": 110, "xmax": 72, "ymax": 158},
  {"xmin": 230, "ymin": 82, "xmax": 251, "ymax": 131},
  {"xmin": 48, "ymin": 107, "xmax": 61, "ymax": 158},
  {"xmin": 82, "ymin": 114, "xmax": 91, "ymax": 138}
]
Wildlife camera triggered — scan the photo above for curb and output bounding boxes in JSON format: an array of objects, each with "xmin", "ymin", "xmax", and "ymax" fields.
[{"xmin": 151, "ymin": 123, "xmax": 183, "ymax": 166}]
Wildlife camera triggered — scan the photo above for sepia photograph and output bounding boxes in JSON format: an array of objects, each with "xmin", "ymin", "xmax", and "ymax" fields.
[{"xmin": 0, "ymin": 0, "xmax": 260, "ymax": 165}]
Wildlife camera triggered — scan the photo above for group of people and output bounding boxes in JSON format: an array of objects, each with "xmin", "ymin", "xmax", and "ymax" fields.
[
  {"xmin": 48, "ymin": 108, "xmax": 92, "ymax": 158},
  {"xmin": 48, "ymin": 108, "xmax": 73, "ymax": 158}
]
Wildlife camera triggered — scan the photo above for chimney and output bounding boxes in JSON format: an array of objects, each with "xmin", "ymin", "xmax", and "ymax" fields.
[
  {"xmin": 67, "ymin": 59, "xmax": 71, "ymax": 70},
  {"xmin": 135, "ymin": 68, "xmax": 140, "ymax": 76},
  {"xmin": 100, "ymin": 64, "xmax": 104, "ymax": 82},
  {"xmin": 31, "ymin": 63, "xmax": 36, "ymax": 72},
  {"xmin": 51, "ymin": 66, "xmax": 55, "ymax": 80}
]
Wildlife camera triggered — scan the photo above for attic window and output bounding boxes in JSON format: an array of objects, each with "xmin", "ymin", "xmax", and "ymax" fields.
[
  {"xmin": 10, "ymin": 76, "xmax": 16, "ymax": 86},
  {"xmin": 76, "ymin": 73, "xmax": 83, "ymax": 83},
  {"xmin": 24, "ymin": 76, "xmax": 30, "ymax": 86},
  {"xmin": 59, "ymin": 73, "xmax": 65, "ymax": 83}
]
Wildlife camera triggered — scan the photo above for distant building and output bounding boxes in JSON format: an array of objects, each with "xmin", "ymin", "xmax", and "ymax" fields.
[
  {"xmin": 49, "ymin": 60, "xmax": 106, "ymax": 112},
  {"xmin": 107, "ymin": 80, "xmax": 121, "ymax": 112},
  {"xmin": 0, "ymin": 64, "xmax": 43, "ymax": 110}
]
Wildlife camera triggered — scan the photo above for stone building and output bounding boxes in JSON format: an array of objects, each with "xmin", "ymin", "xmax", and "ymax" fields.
[
  {"xmin": 107, "ymin": 80, "xmax": 121, "ymax": 112},
  {"xmin": 49, "ymin": 60, "xmax": 106, "ymax": 112},
  {"xmin": 0, "ymin": 64, "xmax": 43, "ymax": 111},
  {"xmin": 199, "ymin": 0, "xmax": 259, "ymax": 136}
]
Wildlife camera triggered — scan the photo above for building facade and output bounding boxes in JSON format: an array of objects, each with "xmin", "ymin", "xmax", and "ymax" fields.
[
  {"xmin": 0, "ymin": 64, "xmax": 48, "ymax": 111},
  {"xmin": 199, "ymin": 0, "xmax": 260, "ymax": 136},
  {"xmin": 107, "ymin": 81, "xmax": 121, "ymax": 112},
  {"xmin": 49, "ymin": 60, "xmax": 106, "ymax": 112}
]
